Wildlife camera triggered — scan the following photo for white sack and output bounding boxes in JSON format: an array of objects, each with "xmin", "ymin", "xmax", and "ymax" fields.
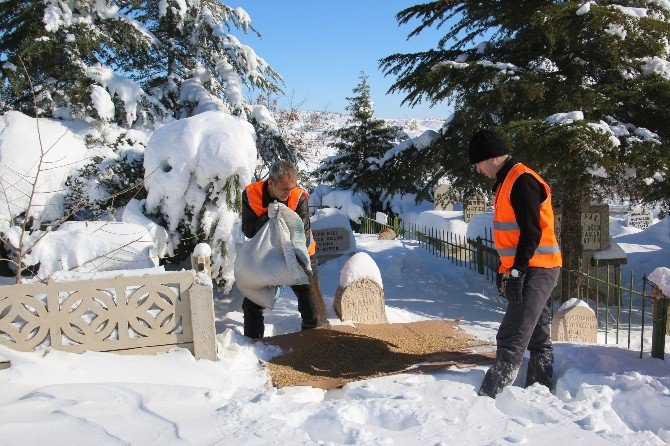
[{"xmin": 234, "ymin": 206, "xmax": 312, "ymax": 308}]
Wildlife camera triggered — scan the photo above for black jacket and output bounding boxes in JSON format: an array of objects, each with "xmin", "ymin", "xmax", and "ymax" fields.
[
  {"xmin": 241, "ymin": 180, "xmax": 312, "ymax": 250},
  {"xmin": 494, "ymin": 157, "xmax": 547, "ymax": 273}
]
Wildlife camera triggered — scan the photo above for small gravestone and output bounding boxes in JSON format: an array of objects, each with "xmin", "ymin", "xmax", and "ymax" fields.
[
  {"xmin": 627, "ymin": 209, "xmax": 653, "ymax": 230},
  {"xmin": 551, "ymin": 301, "xmax": 597, "ymax": 343},
  {"xmin": 434, "ymin": 184, "xmax": 454, "ymax": 211},
  {"xmin": 554, "ymin": 204, "xmax": 610, "ymax": 251},
  {"xmin": 313, "ymin": 228, "xmax": 350, "ymax": 255},
  {"xmin": 463, "ymin": 193, "xmax": 486, "ymax": 223},
  {"xmin": 375, "ymin": 211, "xmax": 389, "ymax": 225},
  {"xmin": 334, "ymin": 278, "xmax": 388, "ymax": 324},
  {"xmin": 311, "ymin": 208, "xmax": 356, "ymax": 264},
  {"xmin": 378, "ymin": 227, "xmax": 396, "ymax": 240}
]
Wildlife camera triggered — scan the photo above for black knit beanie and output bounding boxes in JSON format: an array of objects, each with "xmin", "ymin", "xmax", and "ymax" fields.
[{"xmin": 468, "ymin": 130, "xmax": 510, "ymax": 164}]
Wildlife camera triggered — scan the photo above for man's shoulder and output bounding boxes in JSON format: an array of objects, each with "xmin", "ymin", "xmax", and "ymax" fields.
[{"xmin": 245, "ymin": 180, "xmax": 265, "ymax": 191}]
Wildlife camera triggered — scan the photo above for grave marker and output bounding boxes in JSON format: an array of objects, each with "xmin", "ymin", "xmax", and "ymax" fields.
[
  {"xmin": 434, "ymin": 184, "xmax": 454, "ymax": 211},
  {"xmin": 554, "ymin": 204, "xmax": 610, "ymax": 251},
  {"xmin": 378, "ymin": 227, "xmax": 396, "ymax": 240},
  {"xmin": 627, "ymin": 209, "xmax": 653, "ymax": 230},
  {"xmin": 313, "ymin": 228, "xmax": 351, "ymax": 256},
  {"xmin": 333, "ymin": 278, "xmax": 388, "ymax": 324},
  {"xmin": 375, "ymin": 211, "xmax": 389, "ymax": 225},
  {"xmin": 463, "ymin": 194, "xmax": 486, "ymax": 223},
  {"xmin": 551, "ymin": 304, "xmax": 597, "ymax": 343}
]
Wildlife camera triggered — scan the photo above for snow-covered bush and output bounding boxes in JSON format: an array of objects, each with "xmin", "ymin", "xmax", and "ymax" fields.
[
  {"xmin": 143, "ymin": 111, "xmax": 257, "ymax": 291},
  {"xmin": 0, "ymin": 111, "xmax": 89, "ymax": 227},
  {"xmin": 65, "ymin": 129, "xmax": 148, "ymax": 220}
]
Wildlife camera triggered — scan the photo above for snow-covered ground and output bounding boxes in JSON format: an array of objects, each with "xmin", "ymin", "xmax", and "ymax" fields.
[{"xmin": 1, "ymin": 226, "xmax": 670, "ymax": 445}]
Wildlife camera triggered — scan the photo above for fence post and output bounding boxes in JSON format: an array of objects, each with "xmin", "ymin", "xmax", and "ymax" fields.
[
  {"xmin": 641, "ymin": 276, "xmax": 647, "ymax": 359},
  {"xmin": 476, "ymin": 237, "xmax": 484, "ymax": 274},
  {"xmin": 650, "ymin": 284, "xmax": 669, "ymax": 360}
]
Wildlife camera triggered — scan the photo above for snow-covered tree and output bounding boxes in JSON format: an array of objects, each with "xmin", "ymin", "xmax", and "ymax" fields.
[
  {"xmin": 137, "ymin": 1, "xmax": 281, "ymax": 120},
  {"xmin": 0, "ymin": 0, "xmax": 157, "ymax": 123},
  {"xmin": 247, "ymin": 95, "xmax": 300, "ymax": 179},
  {"xmin": 317, "ymin": 73, "xmax": 403, "ymax": 209},
  {"xmin": 1, "ymin": 1, "xmax": 291, "ymax": 285},
  {"xmin": 380, "ymin": 0, "xmax": 670, "ymax": 264},
  {"xmin": 1, "ymin": 1, "xmax": 282, "ymax": 126}
]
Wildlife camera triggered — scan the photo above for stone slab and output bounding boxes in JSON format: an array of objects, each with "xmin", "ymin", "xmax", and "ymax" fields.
[
  {"xmin": 463, "ymin": 194, "xmax": 486, "ymax": 223},
  {"xmin": 313, "ymin": 228, "xmax": 351, "ymax": 256},
  {"xmin": 259, "ymin": 320, "xmax": 496, "ymax": 389},
  {"xmin": 378, "ymin": 227, "xmax": 396, "ymax": 240},
  {"xmin": 554, "ymin": 205, "xmax": 610, "ymax": 251},
  {"xmin": 334, "ymin": 278, "xmax": 388, "ymax": 324},
  {"xmin": 551, "ymin": 305, "xmax": 597, "ymax": 343},
  {"xmin": 627, "ymin": 209, "xmax": 653, "ymax": 230},
  {"xmin": 434, "ymin": 184, "xmax": 454, "ymax": 211}
]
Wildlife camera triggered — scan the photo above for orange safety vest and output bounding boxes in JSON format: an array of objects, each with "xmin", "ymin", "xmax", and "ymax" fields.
[
  {"xmin": 245, "ymin": 180, "xmax": 317, "ymax": 257},
  {"xmin": 493, "ymin": 163, "xmax": 562, "ymax": 273}
]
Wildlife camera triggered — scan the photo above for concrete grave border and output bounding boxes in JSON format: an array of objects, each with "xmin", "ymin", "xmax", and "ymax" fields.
[{"xmin": 0, "ymin": 271, "xmax": 217, "ymax": 360}]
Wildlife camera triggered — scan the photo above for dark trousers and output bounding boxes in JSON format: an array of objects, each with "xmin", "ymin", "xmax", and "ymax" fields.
[
  {"xmin": 243, "ymin": 256, "xmax": 319, "ymax": 339},
  {"xmin": 480, "ymin": 267, "xmax": 560, "ymax": 397}
]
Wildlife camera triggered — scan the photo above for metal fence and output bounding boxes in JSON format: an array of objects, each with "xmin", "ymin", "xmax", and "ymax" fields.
[{"xmin": 360, "ymin": 214, "xmax": 663, "ymax": 358}]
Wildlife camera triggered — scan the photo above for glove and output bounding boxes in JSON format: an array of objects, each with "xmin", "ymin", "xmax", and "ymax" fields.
[
  {"xmin": 496, "ymin": 272, "xmax": 506, "ymax": 297},
  {"xmin": 268, "ymin": 202, "xmax": 279, "ymax": 219},
  {"xmin": 504, "ymin": 274, "xmax": 525, "ymax": 305}
]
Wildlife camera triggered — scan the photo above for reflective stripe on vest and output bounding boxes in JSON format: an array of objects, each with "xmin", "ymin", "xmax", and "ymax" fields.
[
  {"xmin": 245, "ymin": 180, "xmax": 317, "ymax": 256},
  {"xmin": 493, "ymin": 163, "xmax": 562, "ymax": 273}
]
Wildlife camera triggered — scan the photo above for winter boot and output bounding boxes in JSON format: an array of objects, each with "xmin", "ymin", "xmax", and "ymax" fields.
[
  {"xmin": 478, "ymin": 360, "xmax": 519, "ymax": 398},
  {"xmin": 524, "ymin": 350, "xmax": 553, "ymax": 390},
  {"xmin": 242, "ymin": 298, "xmax": 265, "ymax": 339}
]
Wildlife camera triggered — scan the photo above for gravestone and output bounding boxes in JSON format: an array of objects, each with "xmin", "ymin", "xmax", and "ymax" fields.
[
  {"xmin": 551, "ymin": 304, "xmax": 597, "ymax": 343},
  {"xmin": 554, "ymin": 204, "xmax": 610, "ymax": 251},
  {"xmin": 333, "ymin": 278, "xmax": 388, "ymax": 324},
  {"xmin": 375, "ymin": 211, "xmax": 389, "ymax": 225},
  {"xmin": 434, "ymin": 184, "xmax": 454, "ymax": 211},
  {"xmin": 627, "ymin": 209, "xmax": 653, "ymax": 230},
  {"xmin": 463, "ymin": 194, "xmax": 486, "ymax": 223},
  {"xmin": 313, "ymin": 228, "xmax": 351, "ymax": 257},
  {"xmin": 378, "ymin": 227, "xmax": 396, "ymax": 240}
]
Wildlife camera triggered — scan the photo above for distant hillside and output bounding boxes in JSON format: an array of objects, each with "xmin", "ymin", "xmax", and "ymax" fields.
[{"xmin": 274, "ymin": 110, "xmax": 445, "ymax": 178}]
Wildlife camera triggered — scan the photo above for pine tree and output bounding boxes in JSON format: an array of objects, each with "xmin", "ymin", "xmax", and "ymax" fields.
[
  {"xmin": 317, "ymin": 73, "xmax": 403, "ymax": 209},
  {"xmin": 132, "ymin": 0, "xmax": 281, "ymax": 120},
  {"xmin": 380, "ymin": 0, "xmax": 670, "ymax": 265},
  {"xmin": 1, "ymin": 1, "xmax": 283, "ymax": 125},
  {"xmin": 0, "ymin": 0, "xmax": 155, "ymax": 122}
]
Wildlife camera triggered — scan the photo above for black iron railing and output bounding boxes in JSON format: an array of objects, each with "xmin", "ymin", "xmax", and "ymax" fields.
[{"xmin": 360, "ymin": 214, "xmax": 665, "ymax": 359}]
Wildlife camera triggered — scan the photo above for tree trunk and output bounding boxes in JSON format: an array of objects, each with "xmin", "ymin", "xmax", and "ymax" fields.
[{"xmin": 558, "ymin": 190, "xmax": 584, "ymax": 303}]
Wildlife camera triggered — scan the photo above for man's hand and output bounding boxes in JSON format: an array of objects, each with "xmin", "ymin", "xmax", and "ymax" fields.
[
  {"xmin": 505, "ymin": 274, "xmax": 525, "ymax": 304},
  {"xmin": 268, "ymin": 202, "xmax": 279, "ymax": 219}
]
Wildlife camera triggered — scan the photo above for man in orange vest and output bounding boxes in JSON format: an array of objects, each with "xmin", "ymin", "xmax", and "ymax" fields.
[
  {"xmin": 468, "ymin": 129, "xmax": 562, "ymax": 398},
  {"xmin": 240, "ymin": 160, "xmax": 319, "ymax": 339}
]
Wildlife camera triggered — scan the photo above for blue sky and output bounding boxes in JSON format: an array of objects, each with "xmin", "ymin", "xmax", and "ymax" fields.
[{"xmin": 234, "ymin": 1, "xmax": 454, "ymax": 119}]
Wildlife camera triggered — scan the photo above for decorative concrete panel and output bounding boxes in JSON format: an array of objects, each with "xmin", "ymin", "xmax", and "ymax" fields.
[{"xmin": 0, "ymin": 271, "xmax": 217, "ymax": 360}]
